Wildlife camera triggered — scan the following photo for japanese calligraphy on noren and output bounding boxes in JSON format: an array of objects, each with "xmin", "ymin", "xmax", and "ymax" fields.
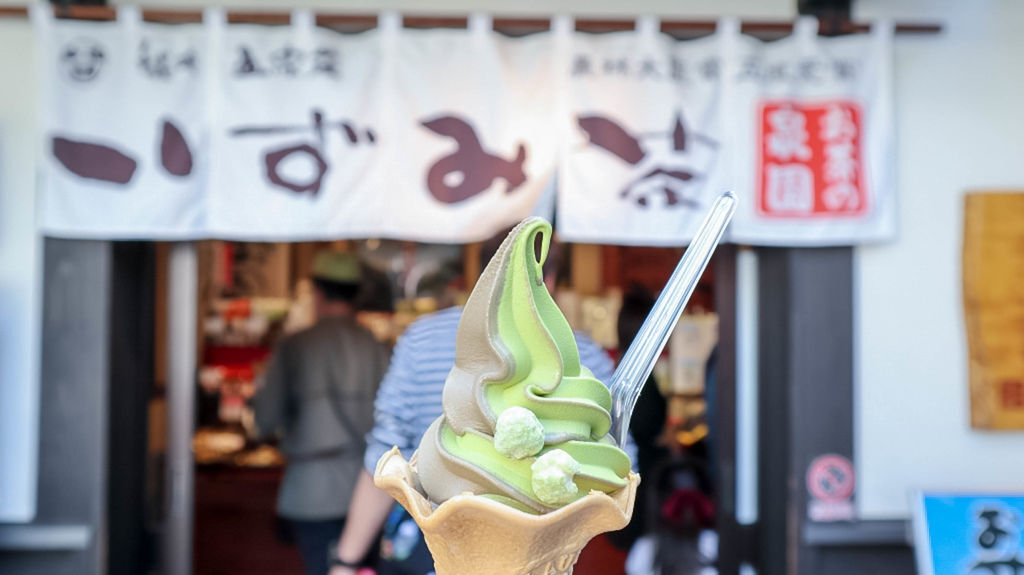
[
  {"xmin": 571, "ymin": 53, "xmax": 719, "ymax": 83},
  {"xmin": 52, "ymin": 136, "xmax": 138, "ymax": 185},
  {"xmin": 160, "ymin": 120, "xmax": 194, "ymax": 177},
  {"xmin": 739, "ymin": 56, "xmax": 857, "ymax": 83},
  {"xmin": 231, "ymin": 109, "xmax": 375, "ymax": 196},
  {"xmin": 757, "ymin": 101, "xmax": 866, "ymax": 217},
  {"xmin": 51, "ymin": 118, "xmax": 195, "ymax": 186},
  {"xmin": 233, "ymin": 45, "xmax": 340, "ymax": 78},
  {"xmin": 138, "ymin": 38, "xmax": 197, "ymax": 79},
  {"xmin": 420, "ymin": 115, "xmax": 527, "ymax": 204},
  {"xmin": 569, "ymin": 53, "xmax": 855, "ymax": 84},
  {"xmin": 34, "ymin": 8, "xmax": 893, "ymax": 245},
  {"xmin": 577, "ymin": 112, "xmax": 717, "ymax": 208}
]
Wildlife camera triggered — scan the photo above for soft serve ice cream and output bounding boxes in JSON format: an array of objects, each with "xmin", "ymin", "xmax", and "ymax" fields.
[
  {"xmin": 373, "ymin": 217, "xmax": 637, "ymax": 575},
  {"xmin": 415, "ymin": 217, "xmax": 631, "ymax": 512}
]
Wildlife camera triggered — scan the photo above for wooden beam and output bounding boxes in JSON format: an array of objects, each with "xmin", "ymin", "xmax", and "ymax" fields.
[
  {"xmin": 571, "ymin": 243, "xmax": 603, "ymax": 296},
  {"xmin": 463, "ymin": 242, "xmax": 482, "ymax": 293},
  {"xmin": 0, "ymin": 6, "xmax": 942, "ymax": 35}
]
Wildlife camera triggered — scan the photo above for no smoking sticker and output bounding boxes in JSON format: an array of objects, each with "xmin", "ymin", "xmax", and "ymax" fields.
[{"xmin": 806, "ymin": 454, "xmax": 855, "ymax": 522}]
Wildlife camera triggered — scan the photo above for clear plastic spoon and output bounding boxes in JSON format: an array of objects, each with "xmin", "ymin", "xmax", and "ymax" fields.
[{"xmin": 608, "ymin": 191, "xmax": 738, "ymax": 446}]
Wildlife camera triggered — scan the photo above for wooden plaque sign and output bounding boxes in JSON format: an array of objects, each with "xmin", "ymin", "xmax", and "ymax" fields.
[{"xmin": 963, "ymin": 192, "xmax": 1024, "ymax": 429}]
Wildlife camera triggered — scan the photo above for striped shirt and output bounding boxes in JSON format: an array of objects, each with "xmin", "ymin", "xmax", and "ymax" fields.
[{"xmin": 364, "ymin": 306, "xmax": 633, "ymax": 472}]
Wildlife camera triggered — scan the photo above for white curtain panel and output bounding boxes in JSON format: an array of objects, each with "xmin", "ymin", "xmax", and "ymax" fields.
[
  {"xmin": 379, "ymin": 13, "xmax": 559, "ymax": 242},
  {"xmin": 205, "ymin": 9, "xmax": 387, "ymax": 240},
  {"xmin": 34, "ymin": 5, "xmax": 208, "ymax": 238},
  {"xmin": 726, "ymin": 17, "xmax": 896, "ymax": 246},
  {"xmin": 557, "ymin": 16, "xmax": 730, "ymax": 246}
]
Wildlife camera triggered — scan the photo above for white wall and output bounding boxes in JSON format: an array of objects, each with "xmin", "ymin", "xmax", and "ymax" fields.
[
  {"xmin": 0, "ymin": 17, "xmax": 41, "ymax": 521},
  {"xmin": 855, "ymin": 0, "xmax": 1024, "ymax": 519}
]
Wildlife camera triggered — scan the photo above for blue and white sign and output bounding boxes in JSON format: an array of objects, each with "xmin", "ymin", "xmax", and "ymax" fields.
[{"xmin": 913, "ymin": 492, "xmax": 1024, "ymax": 575}]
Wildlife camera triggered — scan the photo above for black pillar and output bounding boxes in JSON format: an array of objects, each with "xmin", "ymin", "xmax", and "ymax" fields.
[
  {"xmin": 714, "ymin": 245, "xmax": 746, "ymax": 575},
  {"xmin": 0, "ymin": 239, "xmax": 157, "ymax": 575},
  {"xmin": 107, "ymin": 243, "xmax": 156, "ymax": 575},
  {"xmin": 756, "ymin": 247, "xmax": 914, "ymax": 575},
  {"xmin": 0, "ymin": 239, "xmax": 111, "ymax": 574},
  {"xmin": 756, "ymin": 247, "xmax": 795, "ymax": 575}
]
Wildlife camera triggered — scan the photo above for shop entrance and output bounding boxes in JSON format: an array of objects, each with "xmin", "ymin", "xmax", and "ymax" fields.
[{"xmin": 113, "ymin": 237, "xmax": 741, "ymax": 575}]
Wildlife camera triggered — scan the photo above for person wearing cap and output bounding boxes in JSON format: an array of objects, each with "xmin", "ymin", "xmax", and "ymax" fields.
[{"xmin": 253, "ymin": 251, "xmax": 389, "ymax": 575}]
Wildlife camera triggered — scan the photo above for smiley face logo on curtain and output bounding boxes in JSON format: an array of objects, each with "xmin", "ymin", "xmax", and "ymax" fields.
[{"xmin": 61, "ymin": 37, "xmax": 106, "ymax": 82}]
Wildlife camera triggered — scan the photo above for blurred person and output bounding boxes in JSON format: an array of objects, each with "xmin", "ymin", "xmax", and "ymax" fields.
[
  {"xmin": 328, "ymin": 231, "xmax": 622, "ymax": 575},
  {"xmin": 607, "ymin": 284, "xmax": 669, "ymax": 553},
  {"xmin": 253, "ymin": 251, "xmax": 389, "ymax": 575},
  {"xmin": 283, "ymin": 278, "xmax": 317, "ymax": 334},
  {"xmin": 615, "ymin": 283, "xmax": 717, "ymax": 575}
]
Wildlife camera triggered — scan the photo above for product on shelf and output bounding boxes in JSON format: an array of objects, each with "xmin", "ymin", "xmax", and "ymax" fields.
[{"xmin": 192, "ymin": 428, "xmax": 247, "ymax": 465}]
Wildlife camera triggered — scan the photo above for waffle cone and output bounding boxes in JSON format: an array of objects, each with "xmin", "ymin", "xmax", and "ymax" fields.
[{"xmin": 374, "ymin": 447, "xmax": 639, "ymax": 575}]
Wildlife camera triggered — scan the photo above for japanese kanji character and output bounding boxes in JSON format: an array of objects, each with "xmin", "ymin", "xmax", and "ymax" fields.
[
  {"xmin": 969, "ymin": 558, "xmax": 1024, "ymax": 574},
  {"xmin": 264, "ymin": 143, "xmax": 327, "ymax": 194},
  {"xmin": 639, "ymin": 57, "xmax": 662, "ymax": 79},
  {"xmin": 739, "ymin": 56, "xmax": 761, "ymax": 80},
  {"xmin": 313, "ymin": 48, "xmax": 339, "ymax": 76},
  {"xmin": 420, "ymin": 115, "xmax": 527, "ymax": 204},
  {"xmin": 603, "ymin": 57, "xmax": 629, "ymax": 76},
  {"xmin": 577, "ymin": 115, "xmax": 645, "ymax": 165},
  {"xmin": 177, "ymin": 50, "xmax": 197, "ymax": 72},
  {"xmin": 766, "ymin": 108, "xmax": 812, "ymax": 161},
  {"xmin": 823, "ymin": 141, "xmax": 857, "ymax": 183},
  {"xmin": 235, "ymin": 46, "xmax": 265, "ymax": 76},
  {"xmin": 138, "ymin": 39, "xmax": 172, "ymax": 79},
  {"xmin": 766, "ymin": 61, "xmax": 788, "ymax": 81},
  {"xmin": 1002, "ymin": 381, "xmax": 1024, "ymax": 409},
  {"xmin": 700, "ymin": 58, "xmax": 719, "ymax": 80},
  {"xmin": 822, "ymin": 181, "xmax": 860, "ymax": 211},
  {"xmin": 799, "ymin": 59, "xmax": 823, "ymax": 82},
  {"xmin": 820, "ymin": 105, "xmax": 858, "ymax": 142},
  {"xmin": 970, "ymin": 507, "xmax": 1024, "ymax": 574},
  {"xmin": 979, "ymin": 509, "xmax": 1011, "ymax": 550},
  {"xmin": 52, "ymin": 136, "xmax": 138, "ymax": 184},
  {"xmin": 571, "ymin": 54, "xmax": 593, "ymax": 76},
  {"xmin": 160, "ymin": 120, "xmax": 194, "ymax": 177},
  {"xmin": 52, "ymin": 118, "xmax": 195, "ymax": 185},
  {"xmin": 231, "ymin": 109, "xmax": 374, "ymax": 196},
  {"xmin": 577, "ymin": 113, "xmax": 714, "ymax": 209},
  {"xmin": 668, "ymin": 56, "xmax": 685, "ymax": 81},
  {"xmin": 271, "ymin": 45, "xmax": 303, "ymax": 76},
  {"xmin": 765, "ymin": 163, "xmax": 814, "ymax": 213},
  {"xmin": 833, "ymin": 60, "xmax": 857, "ymax": 80},
  {"xmin": 137, "ymin": 39, "xmax": 196, "ymax": 80}
]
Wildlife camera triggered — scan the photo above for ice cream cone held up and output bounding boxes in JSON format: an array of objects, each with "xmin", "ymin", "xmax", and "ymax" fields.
[
  {"xmin": 375, "ymin": 447, "xmax": 639, "ymax": 575},
  {"xmin": 374, "ymin": 217, "xmax": 638, "ymax": 574}
]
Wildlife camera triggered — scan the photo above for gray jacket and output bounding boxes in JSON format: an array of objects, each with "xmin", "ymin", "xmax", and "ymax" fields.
[{"xmin": 253, "ymin": 316, "xmax": 388, "ymax": 520}]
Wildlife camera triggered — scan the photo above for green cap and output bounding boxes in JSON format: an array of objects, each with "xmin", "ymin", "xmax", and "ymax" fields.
[{"xmin": 312, "ymin": 252, "xmax": 362, "ymax": 284}]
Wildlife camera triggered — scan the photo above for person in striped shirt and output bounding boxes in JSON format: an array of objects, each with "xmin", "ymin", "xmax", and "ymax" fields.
[
  {"xmin": 361, "ymin": 305, "xmax": 618, "ymax": 483},
  {"xmin": 329, "ymin": 237, "xmax": 631, "ymax": 575}
]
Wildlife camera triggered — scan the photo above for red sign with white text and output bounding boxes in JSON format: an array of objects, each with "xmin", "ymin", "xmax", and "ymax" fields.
[{"xmin": 757, "ymin": 101, "xmax": 866, "ymax": 218}]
